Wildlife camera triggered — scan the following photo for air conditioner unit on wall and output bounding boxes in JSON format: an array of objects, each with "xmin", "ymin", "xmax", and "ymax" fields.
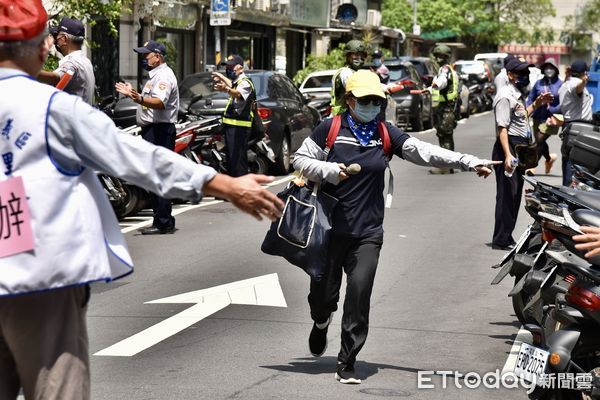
[{"xmin": 366, "ymin": 9, "xmax": 381, "ymax": 27}]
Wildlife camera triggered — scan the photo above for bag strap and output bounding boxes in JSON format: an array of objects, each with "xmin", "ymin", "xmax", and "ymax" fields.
[
  {"xmin": 324, "ymin": 114, "xmax": 342, "ymax": 155},
  {"xmin": 377, "ymin": 121, "xmax": 392, "ymax": 157},
  {"xmin": 377, "ymin": 121, "xmax": 394, "ymax": 208}
]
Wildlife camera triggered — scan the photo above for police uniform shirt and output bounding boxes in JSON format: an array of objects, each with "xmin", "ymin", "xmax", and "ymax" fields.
[
  {"xmin": 137, "ymin": 63, "xmax": 179, "ymax": 126},
  {"xmin": 230, "ymin": 72, "xmax": 252, "ymax": 116},
  {"xmin": 494, "ymin": 69, "xmax": 510, "ymax": 93},
  {"xmin": 493, "ymin": 84, "xmax": 530, "ymax": 138},
  {"xmin": 54, "ymin": 50, "xmax": 95, "ymax": 104},
  {"xmin": 558, "ymin": 77, "xmax": 593, "ymax": 121}
]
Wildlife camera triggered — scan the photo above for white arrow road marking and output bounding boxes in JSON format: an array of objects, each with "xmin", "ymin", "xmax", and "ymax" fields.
[{"xmin": 94, "ymin": 273, "xmax": 287, "ymax": 357}]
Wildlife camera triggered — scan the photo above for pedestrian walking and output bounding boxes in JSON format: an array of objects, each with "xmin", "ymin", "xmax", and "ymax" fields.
[
  {"xmin": 491, "ymin": 57, "xmax": 553, "ymax": 250},
  {"xmin": 526, "ymin": 58, "xmax": 562, "ymax": 174},
  {"xmin": 115, "ymin": 40, "xmax": 179, "ymax": 234},
  {"xmin": 212, "ymin": 54, "xmax": 257, "ymax": 177},
  {"xmin": 37, "ymin": 17, "xmax": 95, "ymax": 104},
  {"xmin": 0, "ymin": 2, "xmax": 283, "ymax": 399},
  {"xmin": 293, "ymin": 69, "xmax": 498, "ymax": 384},
  {"xmin": 558, "ymin": 60, "xmax": 594, "ymax": 186},
  {"xmin": 331, "ymin": 39, "xmax": 367, "ymax": 115}
]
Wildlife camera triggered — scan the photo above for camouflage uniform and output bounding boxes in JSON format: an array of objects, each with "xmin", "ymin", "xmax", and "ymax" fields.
[{"xmin": 431, "ymin": 45, "xmax": 458, "ymax": 151}]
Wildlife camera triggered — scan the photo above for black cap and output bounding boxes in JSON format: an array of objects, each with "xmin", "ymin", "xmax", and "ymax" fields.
[
  {"xmin": 505, "ymin": 57, "xmax": 533, "ymax": 72},
  {"xmin": 133, "ymin": 40, "xmax": 167, "ymax": 56},
  {"xmin": 503, "ymin": 54, "xmax": 516, "ymax": 67},
  {"xmin": 571, "ymin": 60, "xmax": 588, "ymax": 73},
  {"xmin": 50, "ymin": 17, "xmax": 85, "ymax": 38},
  {"xmin": 222, "ymin": 55, "xmax": 244, "ymax": 68},
  {"xmin": 372, "ymin": 49, "xmax": 383, "ymax": 58}
]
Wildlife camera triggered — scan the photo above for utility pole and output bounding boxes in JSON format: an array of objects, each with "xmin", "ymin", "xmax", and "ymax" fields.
[{"xmin": 412, "ymin": 0, "xmax": 420, "ymax": 36}]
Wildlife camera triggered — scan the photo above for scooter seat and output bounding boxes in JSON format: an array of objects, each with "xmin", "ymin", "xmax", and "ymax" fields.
[
  {"xmin": 559, "ymin": 187, "xmax": 600, "ymax": 210},
  {"xmin": 572, "ymin": 209, "xmax": 600, "ymax": 228}
]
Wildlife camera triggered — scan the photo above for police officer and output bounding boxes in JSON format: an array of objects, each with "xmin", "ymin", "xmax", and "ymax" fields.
[
  {"xmin": 115, "ymin": 40, "xmax": 179, "ymax": 234},
  {"xmin": 491, "ymin": 57, "xmax": 552, "ymax": 250},
  {"xmin": 0, "ymin": 1, "xmax": 283, "ymax": 398},
  {"xmin": 331, "ymin": 39, "xmax": 367, "ymax": 115},
  {"xmin": 213, "ymin": 55, "xmax": 256, "ymax": 177},
  {"xmin": 38, "ymin": 17, "xmax": 95, "ymax": 104},
  {"xmin": 430, "ymin": 44, "xmax": 459, "ymax": 152}
]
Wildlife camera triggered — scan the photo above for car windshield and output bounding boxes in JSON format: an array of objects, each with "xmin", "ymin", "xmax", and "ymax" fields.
[
  {"xmin": 302, "ymin": 75, "xmax": 333, "ymax": 89},
  {"xmin": 388, "ymin": 65, "xmax": 410, "ymax": 82},
  {"xmin": 455, "ymin": 63, "xmax": 485, "ymax": 75}
]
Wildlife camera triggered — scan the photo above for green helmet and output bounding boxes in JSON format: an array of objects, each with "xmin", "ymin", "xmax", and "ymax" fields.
[
  {"xmin": 432, "ymin": 44, "xmax": 452, "ymax": 59},
  {"xmin": 345, "ymin": 40, "xmax": 366, "ymax": 55}
]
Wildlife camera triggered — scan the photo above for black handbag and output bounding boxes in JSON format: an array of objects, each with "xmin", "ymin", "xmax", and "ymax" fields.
[{"xmin": 261, "ymin": 180, "xmax": 338, "ymax": 281}]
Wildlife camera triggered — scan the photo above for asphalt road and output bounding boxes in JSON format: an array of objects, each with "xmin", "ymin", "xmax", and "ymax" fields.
[{"xmin": 86, "ymin": 112, "xmax": 565, "ymax": 400}]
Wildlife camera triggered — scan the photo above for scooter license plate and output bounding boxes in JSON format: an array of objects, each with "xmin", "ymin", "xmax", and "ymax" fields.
[{"xmin": 513, "ymin": 342, "xmax": 549, "ymax": 384}]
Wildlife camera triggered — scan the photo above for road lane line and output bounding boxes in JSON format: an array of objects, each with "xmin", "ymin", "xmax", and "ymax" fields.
[
  {"xmin": 472, "ymin": 111, "xmax": 492, "ymax": 118},
  {"xmin": 120, "ymin": 175, "xmax": 294, "ymax": 233}
]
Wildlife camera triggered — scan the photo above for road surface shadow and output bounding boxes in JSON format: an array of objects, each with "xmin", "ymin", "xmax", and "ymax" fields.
[{"xmin": 261, "ymin": 356, "xmax": 459, "ymax": 381}]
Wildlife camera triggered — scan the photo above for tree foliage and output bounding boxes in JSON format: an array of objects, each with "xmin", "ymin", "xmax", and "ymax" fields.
[
  {"xmin": 561, "ymin": 0, "xmax": 600, "ymax": 52},
  {"xmin": 382, "ymin": 0, "xmax": 556, "ymax": 48},
  {"xmin": 43, "ymin": 0, "xmax": 129, "ymax": 36},
  {"xmin": 292, "ymin": 46, "xmax": 346, "ymax": 86}
]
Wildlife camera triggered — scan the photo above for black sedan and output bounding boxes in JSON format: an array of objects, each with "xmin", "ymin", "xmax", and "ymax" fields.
[{"xmin": 179, "ymin": 71, "xmax": 320, "ymax": 174}]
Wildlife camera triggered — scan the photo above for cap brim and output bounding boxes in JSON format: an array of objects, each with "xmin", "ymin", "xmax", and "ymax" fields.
[
  {"xmin": 133, "ymin": 47, "xmax": 152, "ymax": 54},
  {"xmin": 49, "ymin": 26, "xmax": 59, "ymax": 36},
  {"xmin": 350, "ymin": 87, "xmax": 386, "ymax": 99}
]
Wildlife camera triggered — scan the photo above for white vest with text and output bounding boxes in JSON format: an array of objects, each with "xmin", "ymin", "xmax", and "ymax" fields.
[{"xmin": 0, "ymin": 75, "xmax": 133, "ymax": 296}]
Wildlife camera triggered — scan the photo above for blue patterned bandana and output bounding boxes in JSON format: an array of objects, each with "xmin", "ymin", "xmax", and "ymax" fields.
[{"xmin": 346, "ymin": 113, "xmax": 377, "ymax": 146}]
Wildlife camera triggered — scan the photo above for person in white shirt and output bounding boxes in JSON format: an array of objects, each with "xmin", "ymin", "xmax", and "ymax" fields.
[
  {"xmin": 0, "ymin": 2, "xmax": 283, "ymax": 398},
  {"xmin": 558, "ymin": 60, "xmax": 594, "ymax": 185},
  {"xmin": 38, "ymin": 17, "xmax": 95, "ymax": 104}
]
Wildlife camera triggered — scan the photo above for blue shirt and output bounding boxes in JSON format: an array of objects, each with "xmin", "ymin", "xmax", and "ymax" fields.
[{"xmin": 526, "ymin": 76, "xmax": 562, "ymax": 122}]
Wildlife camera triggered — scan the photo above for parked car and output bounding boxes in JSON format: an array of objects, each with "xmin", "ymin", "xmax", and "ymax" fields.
[
  {"xmin": 384, "ymin": 57, "xmax": 433, "ymax": 131},
  {"xmin": 474, "ymin": 52, "xmax": 507, "ymax": 75},
  {"xmin": 298, "ymin": 69, "xmax": 336, "ymax": 119},
  {"xmin": 179, "ymin": 70, "xmax": 320, "ymax": 174}
]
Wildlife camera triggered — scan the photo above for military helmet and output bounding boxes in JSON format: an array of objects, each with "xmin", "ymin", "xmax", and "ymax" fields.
[
  {"xmin": 345, "ymin": 39, "xmax": 366, "ymax": 55},
  {"xmin": 432, "ymin": 44, "xmax": 452, "ymax": 59}
]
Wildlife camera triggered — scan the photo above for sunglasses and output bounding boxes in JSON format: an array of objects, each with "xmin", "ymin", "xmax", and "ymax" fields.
[{"xmin": 353, "ymin": 96, "xmax": 383, "ymax": 107}]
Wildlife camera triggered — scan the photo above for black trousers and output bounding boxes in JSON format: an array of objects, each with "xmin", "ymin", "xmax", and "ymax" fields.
[
  {"xmin": 308, "ymin": 233, "xmax": 384, "ymax": 368},
  {"xmin": 492, "ymin": 138, "xmax": 526, "ymax": 247},
  {"xmin": 141, "ymin": 123, "xmax": 176, "ymax": 230},
  {"xmin": 224, "ymin": 124, "xmax": 249, "ymax": 177}
]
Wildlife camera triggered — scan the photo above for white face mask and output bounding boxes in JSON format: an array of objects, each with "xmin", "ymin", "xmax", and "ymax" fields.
[{"xmin": 544, "ymin": 68, "xmax": 556, "ymax": 79}]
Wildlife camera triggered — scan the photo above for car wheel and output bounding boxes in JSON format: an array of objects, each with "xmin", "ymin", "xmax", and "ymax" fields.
[
  {"xmin": 273, "ymin": 133, "xmax": 291, "ymax": 175},
  {"xmin": 410, "ymin": 104, "xmax": 424, "ymax": 132}
]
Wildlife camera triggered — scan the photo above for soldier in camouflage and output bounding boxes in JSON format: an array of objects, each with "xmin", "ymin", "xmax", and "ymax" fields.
[
  {"xmin": 330, "ymin": 39, "xmax": 367, "ymax": 115},
  {"xmin": 431, "ymin": 45, "xmax": 459, "ymax": 151}
]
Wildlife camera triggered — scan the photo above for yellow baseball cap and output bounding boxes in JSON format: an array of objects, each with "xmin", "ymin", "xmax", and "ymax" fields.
[{"xmin": 345, "ymin": 70, "xmax": 386, "ymax": 99}]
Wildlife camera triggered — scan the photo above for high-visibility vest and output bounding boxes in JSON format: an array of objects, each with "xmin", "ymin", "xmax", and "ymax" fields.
[
  {"xmin": 330, "ymin": 67, "xmax": 353, "ymax": 116},
  {"xmin": 432, "ymin": 65, "xmax": 458, "ymax": 105},
  {"xmin": 222, "ymin": 77, "xmax": 255, "ymax": 128}
]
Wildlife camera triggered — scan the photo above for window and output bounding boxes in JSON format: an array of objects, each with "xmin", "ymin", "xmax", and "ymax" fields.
[
  {"xmin": 388, "ymin": 65, "xmax": 409, "ymax": 82},
  {"xmin": 302, "ymin": 75, "xmax": 333, "ymax": 89}
]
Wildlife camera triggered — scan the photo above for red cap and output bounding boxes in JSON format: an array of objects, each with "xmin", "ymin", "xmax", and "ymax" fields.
[{"xmin": 0, "ymin": 0, "xmax": 48, "ymax": 41}]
